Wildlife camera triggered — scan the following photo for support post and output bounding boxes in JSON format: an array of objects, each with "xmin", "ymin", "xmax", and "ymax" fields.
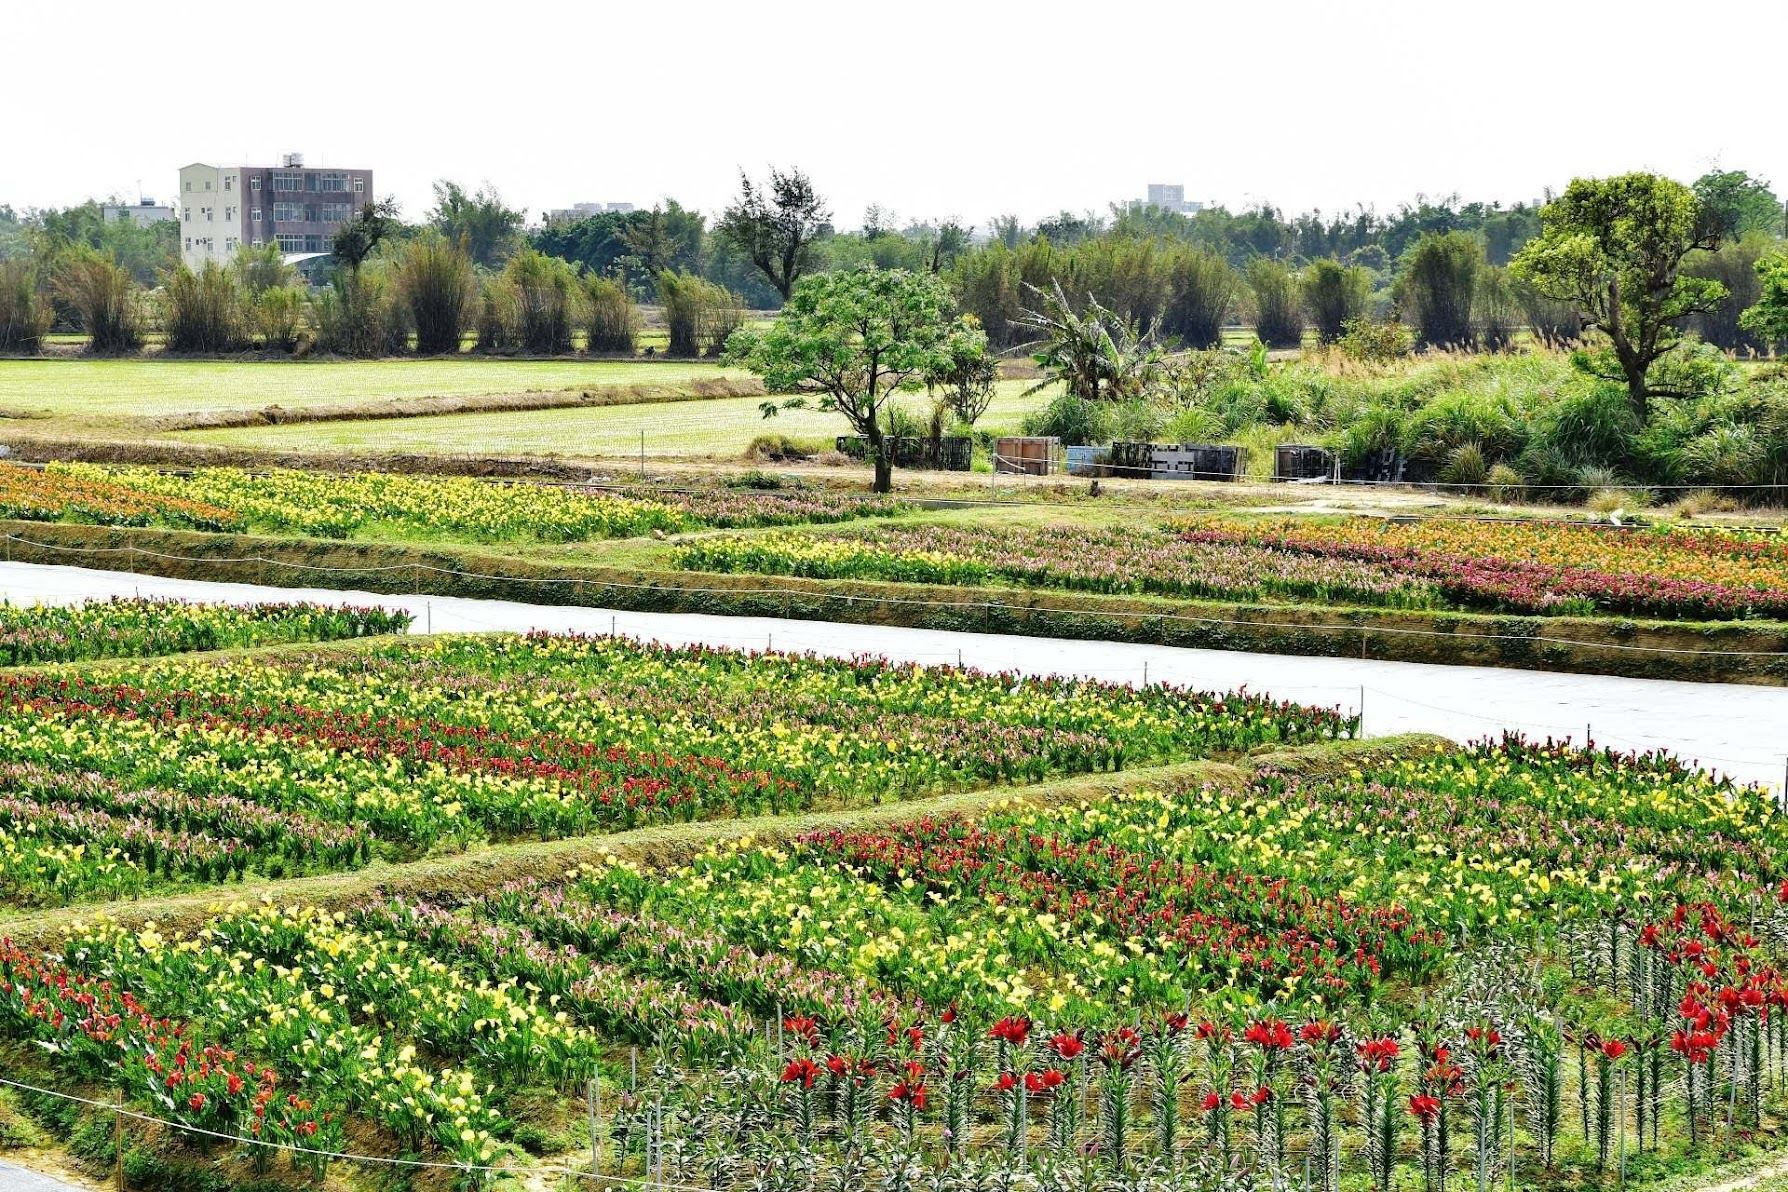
[{"xmin": 587, "ymin": 1073, "xmax": 601, "ymax": 1178}]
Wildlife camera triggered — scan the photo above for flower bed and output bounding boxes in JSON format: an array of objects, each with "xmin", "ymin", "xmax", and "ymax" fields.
[
  {"xmin": 0, "ymin": 632, "xmax": 1347, "ymax": 906},
  {"xmin": 677, "ymin": 516, "xmax": 1788, "ymax": 621},
  {"xmin": 8, "ymin": 735, "xmax": 1788, "ymax": 1189},
  {"xmin": 0, "ymin": 596, "xmax": 409, "ymax": 664},
  {"xmin": 18, "ymin": 463, "xmax": 906, "ymax": 543}
]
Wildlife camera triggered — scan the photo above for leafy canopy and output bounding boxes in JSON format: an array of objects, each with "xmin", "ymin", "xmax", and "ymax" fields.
[{"xmin": 1511, "ymin": 173, "xmax": 1724, "ymax": 412}]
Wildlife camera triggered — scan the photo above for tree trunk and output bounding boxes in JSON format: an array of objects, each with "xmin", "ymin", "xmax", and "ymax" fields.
[{"xmin": 864, "ymin": 419, "xmax": 894, "ymax": 494}]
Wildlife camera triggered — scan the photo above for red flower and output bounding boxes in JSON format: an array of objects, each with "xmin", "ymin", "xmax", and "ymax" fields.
[
  {"xmin": 995, "ymin": 1071, "xmax": 1019, "ymax": 1092},
  {"xmin": 1200, "ymin": 1092, "xmax": 1222, "ymax": 1113},
  {"xmin": 188, "ymin": 1093, "xmax": 206, "ymax": 1112},
  {"xmin": 1408, "ymin": 1094, "xmax": 1440, "ymax": 1122},
  {"xmin": 1244, "ymin": 1018, "xmax": 1293, "ymax": 1051},
  {"xmin": 1600, "ymin": 1039, "xmax": 1628, "ymax": 1061},
  {"xmin": 1300, "ymin": 1020, "xmax": 1341, "ymax": 1045},
  {"xmin": 1049, "ymin": 1030, "xmax": 1085, "ymax": 1060},
  {"xmin": 780, "ymin": 1058, "xmax": 820, "ymax": 1088},
  {"xmin": 990, "ymin": 1016, "xmax": 1032, "ymax": 1046}
]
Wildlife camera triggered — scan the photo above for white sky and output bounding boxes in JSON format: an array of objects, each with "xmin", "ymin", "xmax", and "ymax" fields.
[{"xmin": 5, "ymin": 0, "xmax": 1785, "ymax": 230}]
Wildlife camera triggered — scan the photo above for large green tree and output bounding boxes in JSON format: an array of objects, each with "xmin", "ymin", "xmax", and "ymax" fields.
[
  {"xmin": 726, "ymin": 268, "xmax": 983, "ymax": 492},
  {"xmin": 1511, "ymin": 173, "xmax": 1725, "ymax": 417},
  {"xmin": 428, "ymin": 181, "xmax": 523, "ymax": 269},
  {"xmin": 1693, "ymin": 169, "xmax": 1784, "ymax": 240},
  {"xmin": 717, "ymin": 168, "xmax": 830, "ymax": 302}
]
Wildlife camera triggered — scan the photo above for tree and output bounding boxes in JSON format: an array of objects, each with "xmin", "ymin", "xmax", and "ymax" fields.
[
  {"xmin": 1395, "ymin": 231, "xmax": 1481, "ymax": 348},
  {"xmin": 393, "ymin": 231, "xmax": 475, "ymax": 354},
  {"xmin": 925, "ymin": 220, "xmax": 973, "ymax": 274},
  {"xmin": 718, "ymin": 167, "xmax": 830, "ymax": 301},
  {"xmin": 332, "ymin": 198, "xmax": 402, "ymax": 273},
  {"xmin": 726, "ymin": 268, "xmax": 982, "ymax": 492},
  {"xmin": 1693, "ymin": 170, "xmax": 1784, "ymax": 240},
  {"xmin": 1019, "ymin": 280, "xmax": 1164, "ymax": 405},
  {"xmin": 1302, "ymin": 259, "xmax": 1371, "ymax": 342},
  {"xmin": 1740, "ymin": 251, "xmax": 1788, "ymax": 346},
  {"xmin": 1511, "ymin": 173, "xmax": 1725, "ymax": 417},
  {"xmin": 1246, "ymin": 257, "xmax": 1303, "ymax": 347},
  {"xmin": 428, "ymin": 181, "xmax": 523, "ymax": 269}
]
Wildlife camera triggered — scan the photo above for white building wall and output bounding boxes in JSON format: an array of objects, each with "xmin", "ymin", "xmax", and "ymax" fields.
[{"xmin": 177, "ymin": 164, "xmax": 243, "ymax": 269}]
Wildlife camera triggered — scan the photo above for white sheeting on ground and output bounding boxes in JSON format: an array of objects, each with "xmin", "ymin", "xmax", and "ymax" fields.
[{"xmin": 2, "ymin": 560, "xmax": 1785, "ymax": 791}]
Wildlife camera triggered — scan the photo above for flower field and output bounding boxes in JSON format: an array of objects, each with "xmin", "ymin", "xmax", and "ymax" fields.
[
  {"xmin": 677, "ymin": 516, "xmax": 1788, "ymax": 621},
  {"xmin": 0, "ymin": 632, "xmax": 1345, "ymax": 906},
  {"xmin": 7, "ymin": 735, "xmax": 1788, "ymax": 1190},
  {"xmin": 7, "ymin": 462, "xmax": 905, "ymax": 543},
  {"xmin": 0, "ymin": 596, "xmax": 409, "ymax": 664}
]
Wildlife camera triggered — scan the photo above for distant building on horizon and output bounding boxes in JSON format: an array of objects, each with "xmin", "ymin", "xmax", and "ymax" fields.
[
  {"xmin": 543, "ymin": 201, "xmax": 637, "ymax": 224},
  {"xmin": 178, "ymin": 153, "xmax": 373, "ymax": 270},
  {"xmin": 102, "ymin": 199, "xmax": 175, "ymax": 228},
  {"xmin": 1145, "ymin": 183, "xmax": 1205, "ymax": 215}
]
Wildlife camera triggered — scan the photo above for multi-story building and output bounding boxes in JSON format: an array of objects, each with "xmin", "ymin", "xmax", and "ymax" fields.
[
  {"xmin": 543, "ymin": 201, "xmax": 636, "ymax": 224},
  {"xmin": 102, "ymin": 199, "xmax": 175, "ymax": 228},
  {"xmin": 1144, "ymin": 183, "xmax": 1205, "ymax": 216},
  {"xmin": 178, "ymin": 154, "xmax": 373, "ymax": 270}
]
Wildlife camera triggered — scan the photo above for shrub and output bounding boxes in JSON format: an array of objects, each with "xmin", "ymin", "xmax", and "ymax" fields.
[
  {"xmin": 1396, "ymin": 231, "xmax": 1482, "ymax": 348},
  {"xmin": 503, "ymin": 248, "xmax": 578, "ymax": 354},
  {"xmin": 393, "ymin": 232, "xmax": 475, "ymax": 354},
  {"xmin": 1681, "ymin": 423, "xmax": 1770, "ymax": 487},
  {"xmin": 1514, "ymin": 275, "xmax": 1581, "ymax": 344},
  {"xmin": 0, "ymin": 259, "xmax": 51, "ymax": 353},
  {"xmin": 584, "ymin": 275, "xmax": 639, "ymax": 354},
  {"xmin": 1670, "ymin": 487, "xmax": 1738, "ymax": 518},
  {"xmin": 1472, "ymin": 265, "xmax": 1520, "ymax": 351},
  {"xmin": 1487, "ymin": 462, "xmax": 1525, "ymax": 502},
  {"xmin": 474, "ymin": 280, "xmax": 520, "ymax": 353},
  {"xmin": 163, "ymin": 262, "xmax": 247, "ymax": 353},
  {"xmin": 1302, "ymin": 259, "xmax": 1371, "ymax": 342},
  {"xmin": 1247, "ymin": 258, "xmax": 1303, "ymax": 347},
  {"xmin": 1161, "ymin": 247, "xmax": 1239, "ymax": 349},
  {"xmin": 660, "ymin": 271, "xmax": 742, "ymax": 358},
  {"xmin": 250, "ymin": 287, "xmax": 307, "ymax": 352},
  {"xmin": 54, "ymin": 248, "xmax": 143, "ymax": 353},
  {"xmin": 315, "ymin": 267, "xmax": 404, "ymax": 357},
  {"xmin": 1686, "ymin": 233, "xmax": 1771, "ymax": 352},
  {"xmin": 1337, "ymin": 318, "xmax": 1412, "ymax": 364},
  {"xmin": 1022, "ymin": 390, "xmax": 1108, "ymax": 444},
  {"xmin": 1439, "ymin": 441, "xmax": 1489, "ymax": 489}
]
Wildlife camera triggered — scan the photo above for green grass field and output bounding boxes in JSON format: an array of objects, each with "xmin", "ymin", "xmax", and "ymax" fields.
[
  {"xmin": 0, "ymin": 358, "xmax": 747, "ymax": 418},
  {"xmin": 173, "ymin": 378, "xmax": 1056, "ymax": 458}
]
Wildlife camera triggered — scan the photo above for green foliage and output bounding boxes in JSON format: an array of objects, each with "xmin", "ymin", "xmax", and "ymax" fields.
[
  {"xmin": 583, "ymin": 274, "xmax": 639, "ymax": 355},
  {"xmin": 1020, "ymin": 280, "xmax": 1164, "ymax": 404},
  {"xmin": 1161, "ymin": 246, "xmax": 1240, "ymax": 348},
  {"xmin": 726, "ymin": 268, "xmax": 979, "ymax": 490},
  {"xmin": 250, "ymin": 286, "xmax": 307, "ymax": 353},
  {"xmin": 331, "ymin": 197, "xmax": 401, "ymax": 272},
  {"xmin": 1247, "ymin": 258, "xmax": 1303, "ymax": 347},
  {"xmin": 163, "ymin": 261, "xmax": 247, "ymax": 353},
  {"xmin": 1337, "ymin": 318, "xmax": 1413, "ymax": 364},
  {"xmin": 0, "ymin": 258, "xmax": 51, "ymax": 353},
  {"xmin": 1396, "ymin": 231, "xmax": 1482, "ymax": 348},
  {"xmin": 1740, "ymin": 251, "xmax": 1788, "ymax": 347},
  {"xmin": 1302, "ymin": 259, "xmax": 1371, "ymax": 342},
  {"xmin": 501, "ymin": 248, "xmax": 579, "ymax": 354},
  {"xmin": 1686, "ymin": 232, "xmax": 1773, "ymax": 351},
  {"xmin": 1692, "ymin": 169, "xmax": 1784, "ymax": 240},
  {"xmin": 314, "ymin": 266, "xmax": 404, "ymax": 357},
  {"xmin": 393, "ymin": 231, "xmax": 475, "ymax": 355},
  {"xmin": 427, "ymin": 180, "xmax": 524, "ymax": 269},
  {"xmin": 717, "ymin": 167, "xmax": 830, "ymax": 300},
  {"xmin": 54, "ymin": 246, "xmax": 141, "ymax": 353},
  {"xmin": 1511, "ymin": 173, "xmax": 1725, "ymax": 413},
  {"xmin": 660, "ymin": 271, "xmax": 742, "ymax": 358}
]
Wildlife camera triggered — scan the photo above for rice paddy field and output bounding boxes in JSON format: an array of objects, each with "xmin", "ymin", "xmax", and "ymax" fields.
[
  {"xmin": 1, "ymin": 598, "xmax": 1787, "ymax": 1192},
  {"xmin": 0, "ymin": 358, "xmax": 750, "ymax": 418}
]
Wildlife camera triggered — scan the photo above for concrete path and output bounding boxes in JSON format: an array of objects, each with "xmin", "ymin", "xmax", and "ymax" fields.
[
  {"xmin": 2, "ymin": 560, "xmax": 1785, "ymax": 791},
  {"xmin": 0, "ymin": 1157, "xmax": 96, "ymax": 1192}
]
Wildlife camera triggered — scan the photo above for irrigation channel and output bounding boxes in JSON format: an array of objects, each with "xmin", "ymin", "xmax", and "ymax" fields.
[{"xmin": 1, "ymin": 559, "xmax": 1785, "ymax": 792}]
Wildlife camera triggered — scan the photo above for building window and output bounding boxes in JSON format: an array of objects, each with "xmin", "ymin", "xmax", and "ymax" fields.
[
  {"xmin": 318, "ymin": 172, "xmax": 349, "ymax": 192},
  {"xmin": 252, "ymin": 209, "xmax": 261, "ymax": 222},
  {"xmin": 224, "ymin": 176, "xmax": 233, "ymax": 191},
  {"xmin": 183, "ymin": 181, "xmax": 191, "ymax": 192},
  {"xmin": 251, "ymin": 177, "xmax": 261, "ymax": 191},
  {"xmin": 320, "ymin": 202, "xmax": 351, "ymax": 223},
  {"xmin": 204, "ymin": 180, "xmax": 212, "ymax": 190},
  {"xmin": 183, "ymin": 209, "xmax": 190, "ymax": 222},
  {"xmin": 225, "ymin": 206, "xmax": 235, "ymax": 221},
  {"xmin": 272, "ymin": 171, "xmax": 305, "ymax": 192},
  {"xmin": 225, "ymin": 237, "xmax": 237, "ymax": 252},
  {"xmin": 272, "ymin": 202, "xmax": 305, "ymax": 222},
  {"xmin": 184, "ymin": 238, "xmax": 191, "ymax": 251},
  {"xmin": 354, "ymin": 178, "xmax": 365, "ymax": 193}
]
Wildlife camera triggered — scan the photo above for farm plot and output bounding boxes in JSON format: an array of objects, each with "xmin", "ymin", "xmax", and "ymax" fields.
[
  {"xmin": 0, "ymin": 596, "xmax": 407, "ymax": 664},
  {"xmin": 2, "ymin": 462, "xmax": 907, "ymax": 542},
  {"xmin": 6, "ymin": 735, "xmax": 1787, "ymax": 1190},
  {"xmin": 0, "ymin": 632, "xmax": 1348, "ymax": 906},
  {"xmin": 678, "ymin": 515, "xmax": 1788, "ymax": 620}
]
